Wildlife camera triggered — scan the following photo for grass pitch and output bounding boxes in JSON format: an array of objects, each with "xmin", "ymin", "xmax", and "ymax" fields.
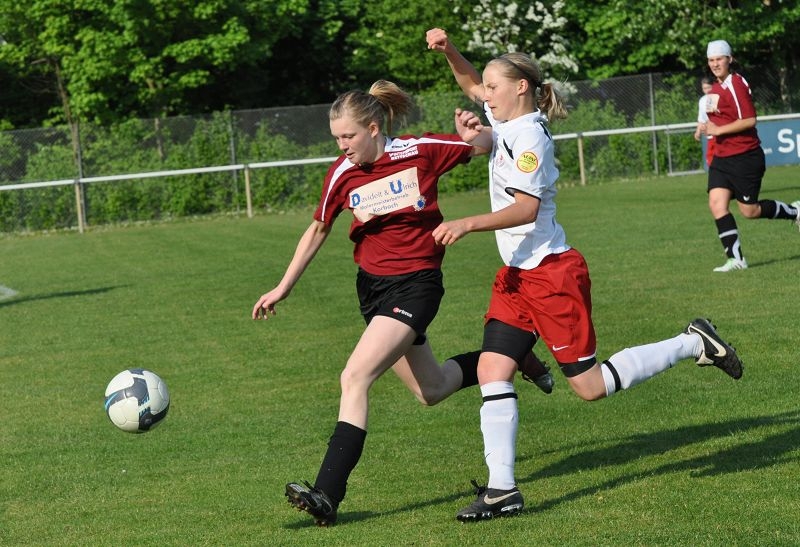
[{"xmin": 2, "ymin": 167, "xmax": 800, "ymax": 546}]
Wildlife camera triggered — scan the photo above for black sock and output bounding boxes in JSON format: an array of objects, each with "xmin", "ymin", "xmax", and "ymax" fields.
[
  {"xmin": 450, "ymin": 350, "xmax": 480, "ymax": 389},
  {"xmin": 715, "ymin": 213, "xmax": 744, "ymax": 260},
  {"xmin": 314, "ymin": 421, "xmax": 367, "ymax": 505},
  {"xmin": 758, "ymin": 199, "xmax": 796, "ymax": 220}
]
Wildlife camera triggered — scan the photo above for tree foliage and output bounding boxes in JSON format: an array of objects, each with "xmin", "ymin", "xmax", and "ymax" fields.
[
  {"xmin": 0, "ymin": 0, "xmax": 317, "ymax": 125},
  {"xmin": 564, "ymin": 0, "xmax": 800, "ymax": 82},
  {"xmin": 344, "ymin": 0, "xmax": 464, "ymax": 92},
  {"xmin": 1, "ymin": 0, "xmax": 798, "ymax": 129},
  {"xmin": 455, "ymin": 0, "xmax": 578, "ymax": 79}
]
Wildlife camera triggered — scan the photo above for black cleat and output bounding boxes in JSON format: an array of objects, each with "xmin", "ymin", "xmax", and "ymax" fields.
[
  {"xmin": 518, "ymin": 352, "xmax": 554, "ymax": 394},
  {"xmin": 456, "ymin": 480, "xmax": 524, "ymax": 522},
  {"xmin": 285, "ymin": 481, "xmax": 338, "ymax": 526},
  {"xmin": 685, "ymin": 318, "xmax": 743, "ymax": 380}
]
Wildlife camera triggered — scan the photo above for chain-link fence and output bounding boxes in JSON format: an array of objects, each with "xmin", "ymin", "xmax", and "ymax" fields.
[{"xmin": 2, "ymin": 69, "xmax": 797, "ymax": 233}]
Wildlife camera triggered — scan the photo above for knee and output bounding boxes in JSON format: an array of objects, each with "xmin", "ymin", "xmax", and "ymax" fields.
[
  {"xmin": 572, "ymin": 385, "xmax": 607, "ymax": 401},
  {"xmin": 566, "ymin": 370, "xmax": 608, "ymax": 401},
  {"xmin": 740, "ymin": 206, "xmax": 760, "ymax": 219},
  {"xmin": 708, "ymin": 200, "xmax": 728, "ymax": 217},
  {"xmin": 412, "ymin": 386, "xmax": 446, "ymax": 407},
  {"xmin": 339, "ymin": 365, "xmax": 370, "ymax": 394}
]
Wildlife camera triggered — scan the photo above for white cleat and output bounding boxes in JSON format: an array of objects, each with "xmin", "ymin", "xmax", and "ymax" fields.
[
  {"xmin": 791, "ymin": 200, "xmax": 800, "ymax": 232},
  {"xmin": 713, "ymin": 258, "xmax": 747, "ymax": 272}
]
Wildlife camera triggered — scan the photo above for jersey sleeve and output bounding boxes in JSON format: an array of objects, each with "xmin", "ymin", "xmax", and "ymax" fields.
[
  {"xmin": 313, "ymin": 157, "xmax": 349, "ymax": 226},
  {"xmin": 697, "ymin": 96, "xmax": 709, "ymax": 123},
  {"xmin": 507, "ymin": 128, "xmax": 552, "ymax": 199},
  {"xmin": 418, "ymin": 132, "xmax": 473, "ymax": 176},
  {"xmin": 731, "ymin": 75, "xmax": 757, "ymax": 119}
]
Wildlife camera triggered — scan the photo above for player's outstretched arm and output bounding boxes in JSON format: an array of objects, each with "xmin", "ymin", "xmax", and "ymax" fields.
[
  {"xmin": 426, "ymin": 27, "xmax": 484, "ymax": 105},
  {"xmin": 455, "ymin": 108, "xmax": 492, "ymax": 155},
  {"xmin": 252, "ymin": 220, "xmax": 331, "ymax": 319},
  {"xmin": 432, "ymin": 192, "xmax": 540, "ymax": 246}
]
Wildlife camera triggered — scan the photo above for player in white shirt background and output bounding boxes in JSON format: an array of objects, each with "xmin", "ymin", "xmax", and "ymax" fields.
[{"xmin": 694, "ymin": 75, "xmax": 716, "ymax": 168}]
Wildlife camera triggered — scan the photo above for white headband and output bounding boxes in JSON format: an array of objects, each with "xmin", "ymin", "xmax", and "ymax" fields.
[{"xmin": 707, "ymin": 40, "xmax": 732, "ymax": 58}]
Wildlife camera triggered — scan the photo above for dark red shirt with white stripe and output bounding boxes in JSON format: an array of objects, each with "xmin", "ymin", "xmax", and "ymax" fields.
[
  {"xmin": 707, "ymin": 73, "xmax": 761, "ymax": 157},
  {"xmin": 314, "ymin": 133, "xmax": 472, "ymax": 276}
]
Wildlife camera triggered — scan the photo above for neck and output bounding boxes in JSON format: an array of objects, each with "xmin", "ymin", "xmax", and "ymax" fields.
[{"xmin": 368, "ymin": 135, "xmax": 386, "ymax": 163}]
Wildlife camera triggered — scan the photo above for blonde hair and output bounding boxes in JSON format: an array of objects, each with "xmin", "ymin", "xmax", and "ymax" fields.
[
  {"xmin": 329, "ymin": 80, "xmax": 414, "ymax": 135},
  {"xmin": 488, "ymin": 53, "xmax": 568, "ymax": 121}
]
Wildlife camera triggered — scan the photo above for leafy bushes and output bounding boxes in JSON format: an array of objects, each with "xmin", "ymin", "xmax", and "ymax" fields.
[{"xmin": 1, "ymin": 81, "xmax": 708, "ymax": 232}]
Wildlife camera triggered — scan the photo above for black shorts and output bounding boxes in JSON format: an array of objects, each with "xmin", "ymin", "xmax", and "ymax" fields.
[
  {"xmin": 356, "ymin": 268, "xmax": 444, "ymax": 343},
  {"xmin": 708, "ymin": 147, "xmax": 765, "ymax": 204}
]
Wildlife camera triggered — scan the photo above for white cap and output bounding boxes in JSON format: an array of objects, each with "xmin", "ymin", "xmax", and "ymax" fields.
[{"xmin": 707, "ymin": 40, "xmax": 732, "ymax": 58}]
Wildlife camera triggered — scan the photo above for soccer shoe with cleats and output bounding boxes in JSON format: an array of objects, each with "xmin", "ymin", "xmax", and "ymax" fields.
[
  {"xmin": 791, "ymin": 200, "xmax": 800, "ymax": 231},
  {"xmin": 456, "ymin": 480, "xmax": 524, "ymax": 522},
  {"xmin": 518, "ymin": 352, "xmax": 555, "ymax": 394},
  {"xmin": 285, "ymin": 481, "xmax": 338, "ymax": 526},
  {"xmin": 685, "ymin": 318, "xmax": 742, "ymax": 380},
  {"xmin": 713, "ymin": 258, "xmax": 747, "ymax": 272}
]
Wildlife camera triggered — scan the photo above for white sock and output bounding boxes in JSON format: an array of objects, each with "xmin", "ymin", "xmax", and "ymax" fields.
[
  {"xmin": 600, "ymin": 333, "xmax": 698, "ymax": 396},
  {"xmin": 480, "ymin": 381, "xmax": 518, "ymax": 491}
]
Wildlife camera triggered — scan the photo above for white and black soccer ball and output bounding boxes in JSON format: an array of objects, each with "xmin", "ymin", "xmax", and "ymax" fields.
[{"xmin": 104, "ymin": 369, "xmax": 170, "ymax": 433}]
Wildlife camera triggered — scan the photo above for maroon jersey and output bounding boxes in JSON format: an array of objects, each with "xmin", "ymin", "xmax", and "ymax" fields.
[
  {"xmin": 707, "ymin": 73, "xmax": 760, "ymax": 157},
  {"xmin": 314, "ymin": 133, "xmax": 472, "ymax": 276}
]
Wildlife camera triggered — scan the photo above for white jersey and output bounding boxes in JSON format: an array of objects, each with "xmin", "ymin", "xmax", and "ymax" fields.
[
  {"xmin": 697, "ymin": 95, "xmax": 709, "ymax": 124},
  {"xmin": 484, "ymin": 104, "xmax": 570, "ymax": 269}
]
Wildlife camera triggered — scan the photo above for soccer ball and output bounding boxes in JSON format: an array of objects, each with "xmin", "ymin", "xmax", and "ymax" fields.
[{"xmin": 104, "ymin": 369, "xmax": 170, "ymax": 433}]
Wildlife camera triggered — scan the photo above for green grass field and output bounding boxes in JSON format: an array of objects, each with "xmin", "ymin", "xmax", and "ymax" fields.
[{"xmin": 2, "ymin": 167, "xmax": 799, "ymax": 546}]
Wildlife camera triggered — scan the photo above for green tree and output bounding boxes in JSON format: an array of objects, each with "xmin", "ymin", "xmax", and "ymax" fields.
[
  {"xmin": 0, "ymin": 1, "xmax": 320, "ymax": 125},
  {"xmin": 455, "ymin": 0, "xmax": 578, "ymax": 81},
  {"xmin": 563, "ymin": 0, "xmax": 800, "ymax": 96},
  {"xmin": 2, "ymin": 1, "xmax": 798, "ymax": 129},
  {"xmin": 343, "ymin": 0, "xmax": 465, "ymax": 91}
]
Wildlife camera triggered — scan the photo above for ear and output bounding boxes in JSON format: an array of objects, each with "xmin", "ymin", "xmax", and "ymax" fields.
[
  {"xmin": 368, "ymin": 121, "xmax": 381, "ymax": 137},
  {"xmin": 517, "ymin": 78, "xmax": 530, "ymax": 96}
]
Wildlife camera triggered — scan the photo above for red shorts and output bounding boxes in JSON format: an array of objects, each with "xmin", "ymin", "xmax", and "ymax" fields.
[
  {"xmin": 705, "ymin": 137, "xmax": 715, "ymax": 168},
  {"xmin": 485, "ymin": 248, "xmax": 597, "ymax": 365}
]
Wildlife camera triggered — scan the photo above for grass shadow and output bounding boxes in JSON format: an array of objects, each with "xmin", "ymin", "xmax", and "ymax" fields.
[
  {"xmin": 747, "ymin": 253, "xmax": 800, "ymax": 269},
  {"xmin": 0, "ymin": 285, "xmax": 127, "ymax": 308},
  {"xmin": 285, "ymin": 410, "xmax": 800, "ymax": 527},
  {"xmin": 521, "ymin": 410, "xmax": 800, "ymax": 513}
]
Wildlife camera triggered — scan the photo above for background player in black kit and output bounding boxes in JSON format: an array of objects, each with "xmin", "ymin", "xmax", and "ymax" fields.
[{"xmin": 701, "ymin": 39, "xmax": 800, "ymax": 272}]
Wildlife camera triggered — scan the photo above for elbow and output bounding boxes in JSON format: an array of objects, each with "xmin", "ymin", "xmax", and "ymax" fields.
[
  {"xmin": 523, "ymin": 205, "xmax": 539, "ymax": 224},
  {"xmin": 470, "ymin": 145, "xmax": 491, "ymax": 157},
  {"xmin": 518, "ymin": 209, "xmax": 537, "ymax": 224}
]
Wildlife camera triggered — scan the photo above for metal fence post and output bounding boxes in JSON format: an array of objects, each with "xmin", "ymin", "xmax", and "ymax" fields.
[{"xmin": 577, "ymin": 133, "xmax": 586, "ymax": 186}]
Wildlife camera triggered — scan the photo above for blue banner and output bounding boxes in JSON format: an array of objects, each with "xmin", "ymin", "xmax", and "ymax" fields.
[
  {"xmin": 759, "ymin": 118, "xmax": 800, "ymax": 166},
  {"xmin": 702, "ymin": 118, "xmax": 800, "ymax": 170}
]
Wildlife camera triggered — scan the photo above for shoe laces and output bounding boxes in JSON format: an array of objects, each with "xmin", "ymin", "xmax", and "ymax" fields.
[
  {"xmin": 520, "ymin": 364, "xmax": 550, "ymax": 383},
  {"xmin": 469, "ymin": 479, "xmax": 487, "ymax": 496},
  {"xmin": 301, "ymin": 480, "xmax": 333, "ymax": 507}
]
